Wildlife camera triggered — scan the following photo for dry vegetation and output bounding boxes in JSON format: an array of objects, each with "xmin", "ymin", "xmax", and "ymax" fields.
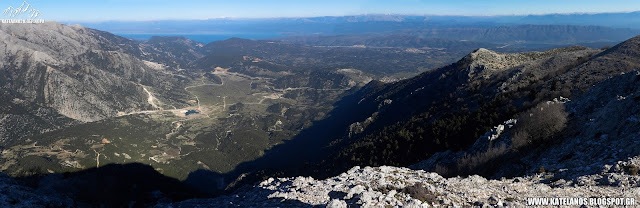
[
  {"xmin": 511, "ymin": 102, "xmax": 568, "ymax": 148},
  {"xmin": 436, "ymin": 101, "xmax": 568, "ymax": 177}
]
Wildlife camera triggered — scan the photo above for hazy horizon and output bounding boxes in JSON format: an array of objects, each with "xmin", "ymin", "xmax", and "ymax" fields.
[
  {"xmin": 59, "ymin": 11, "xmax": 640, "ymax": 23},
  {"xmin": 4, "ymin": 0, "xmax": 640, "ymax": 22}
]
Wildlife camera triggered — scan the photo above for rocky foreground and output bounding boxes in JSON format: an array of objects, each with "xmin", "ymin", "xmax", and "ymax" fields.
[
  {"xmin": 157, "ymin": 165, "xmax": 639, "ymax": 207},
  {"xmin": 2, "ymin": 163, "xmax": 638, "ymax": 207}
]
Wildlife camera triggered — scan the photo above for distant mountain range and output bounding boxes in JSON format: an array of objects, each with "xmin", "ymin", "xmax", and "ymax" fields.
[
  {"xmin": 70, "ymin": 12, "xmax": 640, "ymax": 36},
  {"xmin": 280, "ymin": 24, "xmax": 637, "ymax": 49}
]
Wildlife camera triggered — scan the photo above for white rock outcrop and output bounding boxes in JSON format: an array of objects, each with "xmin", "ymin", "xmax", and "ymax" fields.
[{"xmin": 161, "ymin": 166, "xmax": 639, "ymax": 207}]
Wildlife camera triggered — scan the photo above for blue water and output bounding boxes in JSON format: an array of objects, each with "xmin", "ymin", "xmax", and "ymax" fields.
[
  {"xmin": 185, "ymin": 110, "xmax": 200, "ymax": 116},
  {"xmin": 116, "ymin": 33, "xmax": 283, "ymax": 43}
]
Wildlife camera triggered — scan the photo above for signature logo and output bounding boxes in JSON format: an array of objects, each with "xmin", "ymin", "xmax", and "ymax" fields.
[
  {"xmin": 3, "ymin": 1, "xmax": 41, "ymax": 19},
  {"xmin": 1, "ymin": 1, "xmax": 44, "ymax": 23}
]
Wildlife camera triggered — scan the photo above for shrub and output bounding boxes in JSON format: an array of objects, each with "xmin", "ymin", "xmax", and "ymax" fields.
[
  {"xmin": 511, "ymin": 130, "xmax": 529, "ymax": 149},
  {"xmin": 625, "ymin": 165, "xmax": 639, "ymax": 176},
  {"xmin": 455, "ymin": 144, "xmax": 509, "ymax": 175},
  {"xmin": 511, "ymin": 102, "xmax": 568, "ymax": 148},
  {"xmin": 401, "ymin": 183, "xmax": 438, "ymax": 203},
  {"xmin": 537, "ymin": 166, "xmax": 546, "ymax": 174}
]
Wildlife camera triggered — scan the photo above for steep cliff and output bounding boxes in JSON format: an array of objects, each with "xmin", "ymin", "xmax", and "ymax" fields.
[{"xmin": 0, "ymin": 22, "xmax": 191, "ymax": 144}]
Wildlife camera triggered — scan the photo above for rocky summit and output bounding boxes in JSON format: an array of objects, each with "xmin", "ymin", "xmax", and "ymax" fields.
[{"xmin": 160, "ymin": 166, "xmax": 639, "ymax": 207}]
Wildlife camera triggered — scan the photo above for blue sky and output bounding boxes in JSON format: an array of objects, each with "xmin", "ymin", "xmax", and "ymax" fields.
[{"xmin": 5, "ymin": 0, "xmax": 640, "ymax": 21}]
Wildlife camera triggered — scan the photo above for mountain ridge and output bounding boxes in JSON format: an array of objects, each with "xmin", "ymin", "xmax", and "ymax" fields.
[
  {"xmin": 259, "ymin": 36, "xmax": 637, "ymax": 183},
  {"xmin": 1, "ymin": 22, "xmax": 640, "ymax": 207},
  {"xmin": 165, "ymin": 35, "xmax": 640, "ymax": 207},
  {"xmin": 0, "ymin": 22, "xmax": 191, "ymax": 144}
]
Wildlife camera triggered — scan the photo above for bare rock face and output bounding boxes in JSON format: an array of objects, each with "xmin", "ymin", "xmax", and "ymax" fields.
[
  {"xmin": 467, "ymin": 48, "xmax": 535, "ymax": 71},
  {"xmin": 140, "ymin": 36, "xmax": 205, "ymax": 69},
  {"xmin": 0, "ymin": 22, "xmax": 190, "ymax": 143},
  {"xmin": 461, "ymin": 46, "xmax": 599, "ymax": 82}
]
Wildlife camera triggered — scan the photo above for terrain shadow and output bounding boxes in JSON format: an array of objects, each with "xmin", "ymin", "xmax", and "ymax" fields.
[
  {"xmin": 17, "ymin": 163, "xmax": 204, "ymax": 207},
  {"xmin": 183, "ymin": 85, "xmax": 380, "ymax": 194},
  {"xmin": 7, "ymin": 84, "xmax": 381, "ymax": 206}
]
